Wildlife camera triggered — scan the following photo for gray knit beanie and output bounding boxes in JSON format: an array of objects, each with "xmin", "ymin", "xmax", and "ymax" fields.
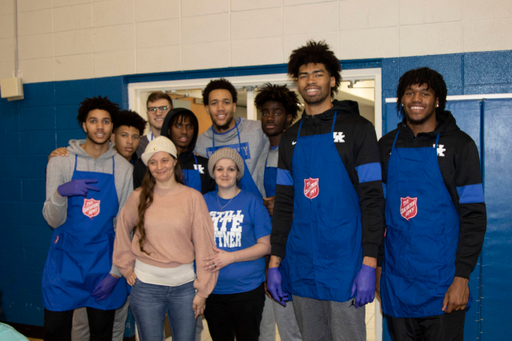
[{"xmin": 208, "ymin": 147, "xmax": 245, "ymax": 180}]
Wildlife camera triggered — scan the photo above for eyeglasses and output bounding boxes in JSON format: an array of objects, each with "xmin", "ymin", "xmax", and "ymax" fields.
[{"xmin": 147, "ymin": 106, "xmax": 170, "ymax": 113}]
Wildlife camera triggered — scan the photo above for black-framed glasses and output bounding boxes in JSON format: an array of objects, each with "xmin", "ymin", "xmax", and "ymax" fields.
[{"xmin": 147, "ymin": 106, "xmax": 170, "ymax": 113}]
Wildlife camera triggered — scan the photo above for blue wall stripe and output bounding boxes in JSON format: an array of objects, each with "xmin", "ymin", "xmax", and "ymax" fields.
[
  {"xmin": 0, "ymin": 49, "xmax": 510, "ymax": 337},
  {"xmin": 277, "ymin": 169, "xmax": 293, "ymax": 186},
  {"xmin": 457, "ymin": 184, "xmax": 485, "ymax": 204},
  {"xmin": 355, "ymin": 162, "xmax": 381, "ymax": 183}
]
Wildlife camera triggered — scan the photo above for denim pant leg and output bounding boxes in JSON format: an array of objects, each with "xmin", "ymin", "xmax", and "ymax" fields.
[
  {"xmin": 166, "ymin": 281, "xmax": 196, "ymax": 341},
  {"xmin": 130, "ymin": 279, "xmax": 167, "ymax": 341}
]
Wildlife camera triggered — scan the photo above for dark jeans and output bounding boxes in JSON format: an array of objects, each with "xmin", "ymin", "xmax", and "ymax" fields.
[
  {"xmin": 386, "ymin": 309, "xmax": 466, "ymax": 341},
  {"xmin": 44, "ymin": 307, "xmax": 116, "ymax": 341},
  {"xmin": 204, "ymin": 283, "xmax": 265, "ymax": 341}
]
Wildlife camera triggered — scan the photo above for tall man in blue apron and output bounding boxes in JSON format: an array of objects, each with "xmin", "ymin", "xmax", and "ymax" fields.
[
  {"xmin": 377, "ymin": 67, "xmax": 487, "ymax": 340},
  {"xmin": 267, "ymin": 41, "xmax": 385, "ymax": 341},
  {"xmin": 42, "ymin": 96, "xmax": 133, "ymax": 341},
  {"xmin": 253, "ymin": 83, "xmax": 303, "ymax": 341},
  {"xmin": 195, "ymin": 78, "xmax": 269, "ymax": 197}
]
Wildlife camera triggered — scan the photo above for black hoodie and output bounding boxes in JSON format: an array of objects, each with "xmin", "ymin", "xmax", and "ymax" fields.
[
  {"xmin": 133, "ymin": 108, "xmax": 215, "ymax": 194},
  {"xmin": 271, "ymin": 100, "xmax": 385, "ymax": 260},
  {"xmin": 378, "ymin": 110, "xmax": 486, "ymax": 279}
]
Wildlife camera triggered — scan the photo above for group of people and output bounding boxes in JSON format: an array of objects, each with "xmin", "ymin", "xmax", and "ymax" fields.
[{"xmin": 42, "ymin": 40, "xmax": 486, "ymax": 341}]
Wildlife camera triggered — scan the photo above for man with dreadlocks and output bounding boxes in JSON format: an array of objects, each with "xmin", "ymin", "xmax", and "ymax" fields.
[
  {"xmin": 253, "ymin": 83, "xmax": 302, "ymax": 341},
  {"xmin": 267, "ymin": 41, "xmax": 384, "ymax": 341},
  {"xmin": 377, "ymin": 67, "xmax": 486, "ymax": 340},
  {"xmin": 42, "ymin": 96, "xmax": 133, "ymax": 340}
]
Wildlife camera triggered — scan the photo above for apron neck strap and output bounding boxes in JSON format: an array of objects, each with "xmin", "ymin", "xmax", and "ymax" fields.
[
  {"xmin": 392, "ymin": 131, "xmax": 400, "ymax": 149},
  {"xmin": 296, "ymin": 112, "xmax": 338, "ymax": 141}
]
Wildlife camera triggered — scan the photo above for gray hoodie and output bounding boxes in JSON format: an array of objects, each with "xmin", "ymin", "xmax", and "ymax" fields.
[
  {"xmin": 194, "ymin": 117, "xmax": 269, "ymax": 177},
  {"xmin": 43, "ymin": 139, "xmax": 133, "ymax": 229}
]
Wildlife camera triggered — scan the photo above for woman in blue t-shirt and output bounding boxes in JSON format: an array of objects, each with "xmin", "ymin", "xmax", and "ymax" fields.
[{"xmin": 202, "ymin": 147, "xmax": 271, "ymax": 341}]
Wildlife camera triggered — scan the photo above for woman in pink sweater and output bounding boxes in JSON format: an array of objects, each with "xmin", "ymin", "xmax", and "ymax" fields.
[{"xmin": 113, "ymin": 136, "xmax": 217, "ymax": 341}]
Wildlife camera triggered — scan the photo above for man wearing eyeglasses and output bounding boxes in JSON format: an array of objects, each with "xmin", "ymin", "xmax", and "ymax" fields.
[{"xmin": 136, "ymin": 91, "xmax": 173, "ymax": 158}]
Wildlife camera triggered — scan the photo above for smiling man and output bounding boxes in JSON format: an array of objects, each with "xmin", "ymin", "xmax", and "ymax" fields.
[
  {"xmin": 195, "ymin": 78, "xmax": 269, "ymax": 196},
  {"xmin": 253, "ymin": 83, "xmax": 302, "ymax": 341},
  {"xmin": 42, "ymin": 96, "xmax": 133, "ymax": 341},
  {"xmin": 136, "ymin": 91, "xmax": 173, "ymax": 158},
  {"xmin": 266, "ymin": 41, "xmax": 385, "ymax": 341},
  {"xmin": 111, "ymin": 110, "xmax": 147, "ymax": 164},
  {"xmin": 377, "ymin": 67, "xmax": 486, "ymax": 341}
]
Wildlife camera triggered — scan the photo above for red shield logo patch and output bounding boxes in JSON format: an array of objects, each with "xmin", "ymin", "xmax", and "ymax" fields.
[
  {"xmin": 83, "ymin": 198, "xmax": 100, "ymax": 218},
  {"xmin": 400, "ymin": 197, "xmax": 417, "ymax": 220},
  {"xmin": 304, "ymin": 178, "xmax": 319, "ymax": 199}
]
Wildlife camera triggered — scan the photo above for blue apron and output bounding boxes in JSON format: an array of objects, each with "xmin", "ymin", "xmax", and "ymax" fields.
[
  {"xmin": 183, "ymin": 154, "xmax": 202, "ymax": 192},
  {"xmin": 211, "ymin": 120, "xmax": 262, "ymax": 198},
  {"xmin": 282, "ymin": 113, "xmax": 362, "ymax": 302},
  {"xmin": 42, "ymin": 155, "xmax": 128, "ymax": 311},
  {"xmin": 381, "ymin": 132, "xmax": 464, "ymax": 318},
  {"xmin": 264, "ymin": 149, "xmax": 278, "ymax": 198}
]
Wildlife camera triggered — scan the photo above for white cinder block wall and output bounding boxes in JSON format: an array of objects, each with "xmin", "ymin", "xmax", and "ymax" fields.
[{"xmin": 1, "ymin": 0, "xmax": 512, "ymax": 84}]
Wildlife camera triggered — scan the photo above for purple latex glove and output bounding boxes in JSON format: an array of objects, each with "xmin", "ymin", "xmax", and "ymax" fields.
[
  {"xmin": 91, "ymin": 274, "xmax": 119, "ymax": 301},
  {"xmin": 351, "ymin": 264, "xmax": 376, "ymax": 308},
  {"xmin": 267, "ymin": 267, "xmax": 289, "ymax": 306},
  {"xmin": 58, "ymin": 179, "xmax": 99, "ymax": 197}
]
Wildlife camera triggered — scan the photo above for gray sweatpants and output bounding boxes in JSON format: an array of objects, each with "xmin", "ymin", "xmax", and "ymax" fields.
[
  {"xmin": 273, "ymin": 300, "xmax": 302, "ymax": 341},
  {"xmin": 259, "ymin": 295, "xmax": 277, "ymax": 341},
  {"xmin": 71, "ymin": 297, "xmax": 130, "ymax": 341},
  {"xmin": 292, "ymin": 296, "xmax": 365, "ymax": 341}
]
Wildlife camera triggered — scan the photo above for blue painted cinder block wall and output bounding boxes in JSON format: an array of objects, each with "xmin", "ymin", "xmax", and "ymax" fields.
[
  {"xmin": 0, "ymin": 76, "xmax": 128, "ymax": 326},
  {"xmin": 0, "ymin": 50, "xmax": 511, "ymax": 339}
]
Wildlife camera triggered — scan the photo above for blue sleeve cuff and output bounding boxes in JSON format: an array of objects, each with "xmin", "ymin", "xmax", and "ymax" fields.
[
  {"xmin": 457, "ymin": 184, "xmax": 485, "ymax": 204},
  {"xmin": 355, "ymin": 162, "xmax": 382, "ymax": 183},
  {"xmin": 277, "ymin": 169, "xmax": 293, "ymax": 186}
]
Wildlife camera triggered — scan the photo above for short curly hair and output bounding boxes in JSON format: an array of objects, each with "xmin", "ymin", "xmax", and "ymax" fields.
[
  {"xmin": 115, "ymin": 110, "xmax": 147, "ymax": 136},
  {"xmin": 255, "ymin": 83, "xmax": 300, "ymax": 124},
  {"xmin": 288, "ymin": 40, "xmax": 341, "ymax": 98},
  {"xmin": 396, "ymin": 67, "xmax": 447, "ymax": 119},
  {"xmin": 77, "ymin": 96, "xmax": 120, "ymax": 127},
  {"xmin": 202, "ymin": 78, "xmax": 237, "ymax": 105}
]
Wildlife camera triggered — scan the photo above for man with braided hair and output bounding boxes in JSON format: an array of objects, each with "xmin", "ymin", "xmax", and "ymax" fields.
[{"xmin": 378, "ymin": 67, "xmax": 486, "ymax": 341}]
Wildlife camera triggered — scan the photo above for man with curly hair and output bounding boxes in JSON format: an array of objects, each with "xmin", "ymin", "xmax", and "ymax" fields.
[
  {"xmin": 377, "ymin": 67, "xmax": 486, "ymax": 341},
  {"xmin": 111, "ymin": 110, "xmax": 147, "ymax": 164},
  {"xmin": 42, "ymin": 96, "xmax": 133, "ymax": 340},
  {"xmin": 195, "ymin": 78, "xmax": 269, "ymax": 196},
  {"xmin": 253, "ymin": 83, "xmax": 303, "ymax": 341},
  {"xmin": 267, "ymin": 41, "xmax": 385, "ymax": 341}
]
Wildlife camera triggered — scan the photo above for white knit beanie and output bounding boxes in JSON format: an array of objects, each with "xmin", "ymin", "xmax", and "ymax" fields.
[{"xmin": 141, "ymin": 136, "xmax": 177, "ymax": 166}]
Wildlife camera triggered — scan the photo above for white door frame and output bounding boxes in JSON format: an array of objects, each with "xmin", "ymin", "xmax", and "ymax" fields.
[{"xmin": 128, "ymin": 68, "xmax": 382, "ymax": 138}]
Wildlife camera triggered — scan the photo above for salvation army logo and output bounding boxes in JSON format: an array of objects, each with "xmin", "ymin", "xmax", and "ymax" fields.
[
  {"xmin": 304, "ymin": 178, "xmax": 319, "ymax": 199},
  {"xmin": 400, "ymin": 197, "xmax": 417, "ymax": 220},
  {"xmin": 83, "ymin": 198, "xmax": 100, "ymax": 218}
]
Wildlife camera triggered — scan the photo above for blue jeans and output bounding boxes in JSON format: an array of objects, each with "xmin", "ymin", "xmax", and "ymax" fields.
[{"xmin": 130, "ymin": 279, "xmax": 196, "ymax": 341}]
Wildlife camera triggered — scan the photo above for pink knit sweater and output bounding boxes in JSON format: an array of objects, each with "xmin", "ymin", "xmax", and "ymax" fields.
[{"xmin": 113, "ymin": 184, "xmax": 217, "ymax": 298}]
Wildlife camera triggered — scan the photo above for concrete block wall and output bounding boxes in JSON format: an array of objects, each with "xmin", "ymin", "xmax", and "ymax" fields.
[
  {"xmin": 1, "ymin": 0, "xmax": 512, "ymax": 84},
  {"xmin": 0, "ymin": 76, "xmax": 127, "ymax": 326}
]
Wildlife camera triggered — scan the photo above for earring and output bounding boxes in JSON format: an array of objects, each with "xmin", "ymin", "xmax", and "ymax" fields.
[{"xmin": 436, "ymin": 104, "xmax": 439, "ymax": 108}]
